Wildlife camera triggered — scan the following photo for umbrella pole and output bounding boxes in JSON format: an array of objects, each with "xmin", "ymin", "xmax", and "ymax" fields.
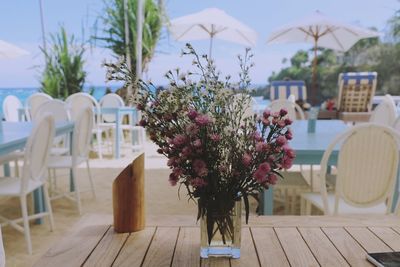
[{"xmin": 312, "ymin": 37, "xmax": 318, "ymax": 106}]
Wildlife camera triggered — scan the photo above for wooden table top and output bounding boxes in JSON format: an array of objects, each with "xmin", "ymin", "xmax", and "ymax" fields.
[{"xmin": 35, "ymin": 214, "xmax": 400, "ymax": 267}]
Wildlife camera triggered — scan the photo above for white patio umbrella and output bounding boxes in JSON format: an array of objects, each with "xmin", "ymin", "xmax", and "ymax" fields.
[
  {"xmin": 267, "ymin": 10, "xmax": 379, "ymax": 104},
  {"xmin": 0, "ymin": 40, "xmax": 29, "ymax": 59},
  {"xmin": 169, "ymin": 8, "xmax": 258, "ymax": 58}
]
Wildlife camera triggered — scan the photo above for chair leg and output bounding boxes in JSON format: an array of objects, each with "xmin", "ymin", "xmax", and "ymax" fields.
[
  {"xmin": 43, "ymin": 184, "xmax": 55, "ymax": 231},
  {"xmin": 96, "ymin": 131, "xmax": 103, "ymax": 159},
  {"xmin": 305, "ymin": 200, "xmax": 312, "ymax": 215},
  {"xmin": 14, "ymin": 160, "xmax": 19, "ymax": 177},
  {"xmin": 86, "ymin": 160, "xmax": 96, "ymax": 199},
  {"xmin": 20, "ymin": 195, "xmax": 32, "ymax": 254},
  {"xmin": 72, "ymin": 168, "xmax": 82, "ymax": 215}
]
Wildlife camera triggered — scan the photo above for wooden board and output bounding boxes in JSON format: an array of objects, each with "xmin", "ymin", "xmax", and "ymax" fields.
[
  {"xmin": 299, "ymin": 227, "xmax": 349, "ymax": 266},
  {"xmin": 345, "ymin": 227, "xmax": 392, "ymax": 253},
  {"xmin": 368, "ymin": 227, "xmax": 400, "ymax": 251},
  {"xmin": 172, "ymin": 227, "xmax": 200, "ymax": 267},
  {"xmin": 33, "ymin": 214, "xmax": 112, "ymax": 267},
  {"xmin": 274, "ymin": 227, "xmax": 319, "ymax": 267},
  {"xmin": 231, "ymin": 228, "xmax": 259, "ymax": 267},
  {"xmin": 251, "ymin": 227, "xmax": 289, "ymax": 267},
  {"xmin": 141, "ymin": 227, "xmax": 179, "ymax": 267}
]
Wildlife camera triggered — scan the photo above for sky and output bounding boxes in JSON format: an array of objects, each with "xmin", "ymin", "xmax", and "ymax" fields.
[{"xmin": 0, "ymin": 0, "xmax": 398, "ymax": 88}]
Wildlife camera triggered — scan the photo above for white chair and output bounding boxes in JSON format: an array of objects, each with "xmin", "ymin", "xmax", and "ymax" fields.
[
  {"xmin": 99, "ymin": 93, "xmax": 144, "ymax": 154},
  {"xmin": 47, "ymin": 107, "xmax": 95, "ymax": 214},
  {"xmin": 0, "ymin": 114, "xmax": 55, "ymax": 254},
  {"xmin": 25, "ymin": 93, "xmax": 52, "ymax": 121},
  {"xmin": 34, "ymin": 99, "xmax": 71, "ymax": 156},
  {"xmin": 301, "ymin": 123, "xmax": 399, "ymax": 215},
  {"xmin": 369, "ymin": 94, "xmax": 397, "ymax": 126},
  {"xmin": 66, "ymin": 93, "xmax": 106, "ymax": 159},
  {"xmin": 3, "ymin": 95, "xmax": 23, "ymax": 122},
  {"xmin": 0, "ymin": 95, "xmax": 24, "ymax": 176},
  {"xmin": 269, "ymin": 99, "xmax": 305, "ymax": 121},
  {"xmin": 393, "ymin": 116, "xmax": 400, "ymax": 132}
]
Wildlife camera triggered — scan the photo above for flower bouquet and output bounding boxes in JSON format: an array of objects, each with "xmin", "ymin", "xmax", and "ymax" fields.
[{"xmin": 104, "ymin": 44, "xmax": 295, "ymax": 258}]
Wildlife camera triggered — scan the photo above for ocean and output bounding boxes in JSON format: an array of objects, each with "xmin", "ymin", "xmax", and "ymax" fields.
[{"xmin": 0, "ymin": 86, "xmax": 117, "ymax": 116}]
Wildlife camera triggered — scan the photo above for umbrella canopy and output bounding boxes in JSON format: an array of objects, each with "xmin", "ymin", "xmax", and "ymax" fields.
[
  {"xmin": 0, "ymin": 40, "xmax": 29, "ymax": 59},
  {"xmin": 267, "ymin": 10, "xmax": 379, "ymax": 104},
  {"xmin": 169, "ymin": 8, "xmax": 258, "ymax": 58}
]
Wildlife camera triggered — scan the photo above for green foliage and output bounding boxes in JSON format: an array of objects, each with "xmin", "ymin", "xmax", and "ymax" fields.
[
  {"xmin": 40, "ymin": 27, "xmax": 86, "ymax": 99},
  {"xmin": 95, "ymin": 0, "xmax": 163, "ymax": 72}
]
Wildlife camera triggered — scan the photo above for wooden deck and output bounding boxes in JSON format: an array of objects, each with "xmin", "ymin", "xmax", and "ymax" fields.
[{"xmin": 34, "ymin": 213, "xmax": 400, "ymax": 267}]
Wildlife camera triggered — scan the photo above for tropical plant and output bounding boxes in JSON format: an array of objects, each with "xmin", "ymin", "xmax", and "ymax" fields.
[
  {"xmin": 40, "ymin": 26, "xmax": 86, "ymax": 99},
  {"xmin": 95, "ymin": 0, "xmax": 163, "ymax": 74}
]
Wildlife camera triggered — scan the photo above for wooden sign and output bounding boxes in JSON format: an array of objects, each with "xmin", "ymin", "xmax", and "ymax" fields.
[{"xmin": 113, "ymin": 153, "xmax": 145, "ymax": 233}]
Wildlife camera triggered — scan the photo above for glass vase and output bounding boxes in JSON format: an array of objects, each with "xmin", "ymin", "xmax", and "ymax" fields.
[{"xmin": 200, "ymin": 200, "xmax": 242, "ymax": 259}]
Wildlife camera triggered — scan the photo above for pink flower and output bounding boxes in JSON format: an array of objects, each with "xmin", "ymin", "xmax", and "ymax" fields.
[
  {"xmin": 136, "ymin": 103, "xmax": 145, "ymax": 111},
  {"xmin": 169, "ymin": 173, "xmax": 179, "ymax": 186},
  {"xmin": 210, "ymin": 134, "xmax": 221, "ymax": 142},
  {"xmin": 284, "ymin": 118, "xmax": 292, "ymax": 126},
  {"xmin": 186, "ymin": 123, "xmax": 199, "ymax": 136},
  {"xmin": 279, "ymin": 108, "xmax": 288, "ymax": 117},
  {"xmin": 283, "ymin": 145, "xmax": 296, "ymax": 159},
  {"xmin": 167, "ymin": 157, "xmax": 176, "ymax": 167},
  {"xmin": 195, "ymin": 114, "xmax": 212, "ymax": 126},
  {"xmin": 173, "ymin": 167, "xmax": 183, "ymax": 177},
  {"xmin": 188, "ymin": 109, "xmax": 198, "ymax": 120},
  {"xmin": 252, "ymin": 132, "xmax": 263, "ymax": 142},
  {"xmin": 259, "ymin": 162, "xmax": 271, "ymax": 174},
  {"xmin": 172, "ymin": 134, "xmax": 187, "ymax": 146},
  {"xmin": 157, "ymin": 148, "xmax": 163, "ymax": 154},
  {"xmin": 242, "ymin": 153, "xmax": 252, "ymax": 167},
  {"xmin": 181, "ymin": 146, "xmax": 192, "ymax": 157},
  {"xmin": 276, "ymin": 136, "xmax": 287, "ymax": 146},
  {"xmin": 282, "ymin": 157, "xmax": 293, "ymax": 169},
  {"xmin": 262, "ymin": 117, "xmax": 270, "ymax": 126},
  {"xmin": 138, "ymin": 119, "xmax": 147, "ymax": 127},
  {"xmin": 253, "ymin": 169, "xmax": 267, "ymax": 183},
  {"xmin": 255, "ymin": 142, "xmax": 264, "ymax": 152},
  {"xmin": 267, "ymin": 173, "xmax": 278, "ymax": 185},
  {"xmin": 277, "ymin": 120, "xmax": 286, "ymax": 128},
  {"xmin": 193, "ymin": 159, "xmax": 208, "ymax": 177},
  {"xmin": 193, "ymin": 139, "xmax": 202, "ymax": 148},
  {"xmin": 191, "ymin": 177, "xmax": 208, "ymax": 188},
  {"xmin": 263, "ymin": 109, "xmax": 271, "ymax": 119},
  {"xmin": 285, "ymin": 129, "xmax": 293, "ymax": 140}
]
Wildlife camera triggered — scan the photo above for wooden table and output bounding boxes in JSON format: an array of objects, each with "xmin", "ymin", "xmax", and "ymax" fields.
[{"xmin": 35, "ymin": 214, "xmax": 400, "ymax": 267}]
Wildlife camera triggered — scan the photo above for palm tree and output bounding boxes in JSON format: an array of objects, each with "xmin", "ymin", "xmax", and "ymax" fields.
[{"xmin": 95, "ymin": 0, "xmax": 163, "ymax": 73}]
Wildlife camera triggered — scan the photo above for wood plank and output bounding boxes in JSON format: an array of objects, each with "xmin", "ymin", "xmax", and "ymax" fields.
[
  {"xmin": 299, "ymin": 227, "xmax": 349, "ymax": 266},
  {"xmin": 251, "ymin": 227, "xmax": 289, "ymax": 267},
  {"xmin": 83, "ymin": 227, "xmax": 128, "ymax": 267},
  {"xmin": 249, "ymin": 215, "xmax": 400, "ymax": 227},
  {"xmin": 345, "ymin": 227, "xmax": 392, "ymax": 253},
  {"xmin": 200, "ymin": 258, "xmax": 230, "ymax": 267},
  {"xmin": 392, "ymin": 227, "xmax": 400, "ymax": 235},
  {"xmin": 274, "ymin": 227, "xmax": 319, "ymax": 267},
  {"xmin": 141, "ymin": 227, "xmax": 179, "ymax": 267},
  {"xmin": 368, "ymin": 227, "xmax": 400, "ymax": 251},
  {"xmin": 34, "ymin": 214, "xmax": 112, "ymax": 267},
  {"xmin": 322, "ymin": 228, "xmax": 372, "ymax": 267},
  {"xmin": 172, "ymin": 227, "xmax": 200, "ymax": 267},
  {"xmin": 231, "ymin": 228, "xmax": 260, "ymax": 267},
  {"xmin": 112, "ymin": 227, "xmax": 156, "ymax": 267}
]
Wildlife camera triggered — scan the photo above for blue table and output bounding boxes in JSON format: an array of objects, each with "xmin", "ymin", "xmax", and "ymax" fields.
[
  {"xmin": 98, "ymin": 107, "xmax": 138, "ymax": 159},
  {"xmin": 0, "ymin": 121, "xmax": 74, "ymax": 222},
  {"xmin": 262, "ymin": 120, "xmax": 348, "ymax": 215}
]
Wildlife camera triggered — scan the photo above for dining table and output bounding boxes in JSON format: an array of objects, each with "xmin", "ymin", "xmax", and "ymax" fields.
[
  {"xmin": 34, "ymin": 213, "xmax": 400, "ymax": 267},
  {"xmin": 262, "ymin": 120, "xmax": 348, "ymax": 215},
  {"xmin": 97, "ymin": 106, "xmax": 139, "ymax": 159},
  {"xmin": 0, "ymin": 121, "xmax": 74, "ymax": 222}
]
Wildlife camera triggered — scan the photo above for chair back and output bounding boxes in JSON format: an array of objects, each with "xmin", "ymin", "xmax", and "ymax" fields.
[
  {"xmin": 269, "ymin": 99, "xmax": 305, "ymax": 120},
  {"xmin": 21, "ymin": 114, "xmax": 55, "ymax": 194},
  {"xmin": 33, "ymin": 99, "xmax": 70, "ymax": 122},
  {"xmin": 66, "ymin": 92, "xmax": 100, "ymax": 123},
  {"xmin": 3, "ymin": 95, "xmax": 23, "ymax": 122},
  {"xmin": 319, "ymin": 123, "xmax": 399, "ymax": 215},
  {"xmin": 72, "ymin": 107, "xmax": 94, "ymax": 161},
  {"xmin": 270, "ymin": 80, "xmax": 307, "ymax": 101},
  {"xmin": 26, "ymin": 93, "xmax": 53, "ymax": 121},
  {"xmin": 337, "ymin": 72, "xmax": 377, "ymax": 112},
  {"xmin": 99, "ymin": 93, "xmax": 124, "ymax": 123},
  {"xmin": 369, "ymin": 94, "xmax": 397, "ymax": 126}
]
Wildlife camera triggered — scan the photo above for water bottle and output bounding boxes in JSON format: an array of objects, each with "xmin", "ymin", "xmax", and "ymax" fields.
[{"xmin": 307, "ymin": 107, "xmax": 319, "ymax": 133}]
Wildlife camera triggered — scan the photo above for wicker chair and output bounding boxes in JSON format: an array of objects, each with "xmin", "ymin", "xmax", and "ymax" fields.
[
  {"xmin": 337, "ymin": 72, "xmax": 377, "ymax": 123},
  {"xmin": 270, "ymin": 80, "xmax": 307, "ymax": 102}
]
